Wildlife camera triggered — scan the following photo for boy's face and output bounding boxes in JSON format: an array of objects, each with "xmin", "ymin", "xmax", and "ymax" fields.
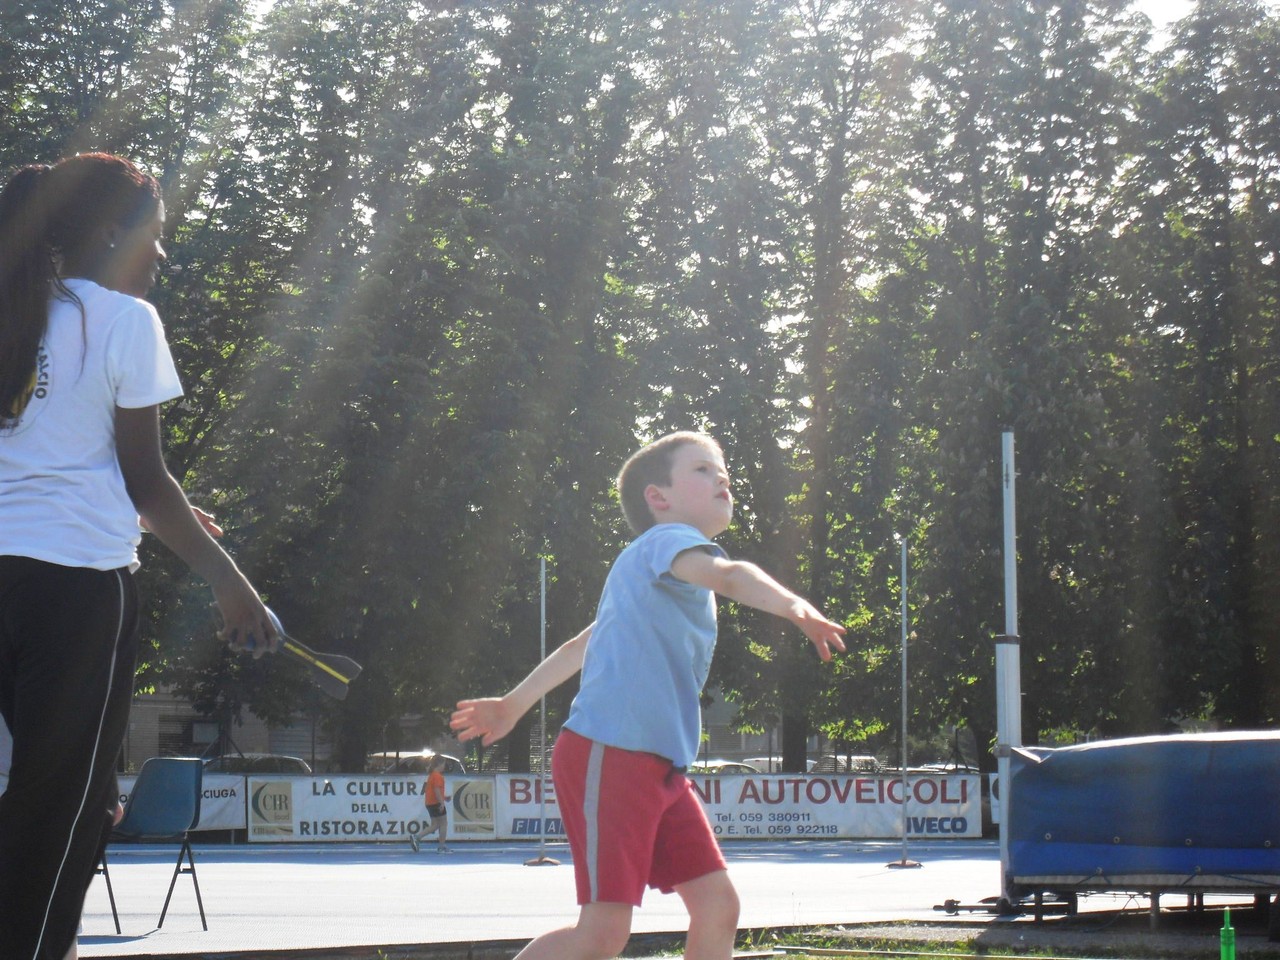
[{"xmin": 644, "ymin": 439, "xmax": 733, "ymax": 538}]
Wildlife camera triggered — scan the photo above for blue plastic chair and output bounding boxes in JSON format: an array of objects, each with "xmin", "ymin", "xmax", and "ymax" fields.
[{"xmin": 99, "ymin": 757, "xmax": 207, "ymax": 931}]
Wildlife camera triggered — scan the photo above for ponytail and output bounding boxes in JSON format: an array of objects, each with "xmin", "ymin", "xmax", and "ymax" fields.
[{"xmin": 0, "ymin": 164, "xmax": 57, "ymax": 427}]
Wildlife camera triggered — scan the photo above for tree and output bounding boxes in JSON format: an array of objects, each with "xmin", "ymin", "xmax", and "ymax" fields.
[
  {"xmin": 5, "ymin": 0, "xmax": 1279, "ymax": 768},
  {"xmin": 1113, "ymin": 0, "xmax": 1280, "ymax": 726},
  {"xmin": 903, "ymin": 0, "xmax": 1158, "ymax": 757}
]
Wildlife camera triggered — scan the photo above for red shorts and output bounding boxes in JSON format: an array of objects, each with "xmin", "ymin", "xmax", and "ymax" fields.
[{"xmin": 553, "ymin": 727, "xmax": 726, "ymax": 906}]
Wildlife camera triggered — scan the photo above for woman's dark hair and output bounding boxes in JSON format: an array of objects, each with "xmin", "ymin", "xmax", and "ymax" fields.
[{"xmin": 0, "ymin": 153, "xmax": 161, "ymax": 426}]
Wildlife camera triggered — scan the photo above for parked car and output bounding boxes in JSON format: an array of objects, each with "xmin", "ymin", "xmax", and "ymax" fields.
[
  {"xmin": 744, "ymin": 755, "xmax": 885, "ymax": 774},
  {"xmin": 202, "ymin": 753, "xmax": 312, "ymax": 775},
  {"xmin": 688, "ymin": 759, "xmax": 760, "ymax": 775},
  {"xmin": 744, "ymin": 756, "xmax": 817, "ymax": 773},
  {"xmin": 366, "ymin": 750, "xmax": 468, "ymax": 775},
  {"xmin": 913, "ymin": 761, "xmax": 977, "ymax": 774},
  {"xmin": 810, "ymin": 754, "xmax": 885, "ymax": 774}
]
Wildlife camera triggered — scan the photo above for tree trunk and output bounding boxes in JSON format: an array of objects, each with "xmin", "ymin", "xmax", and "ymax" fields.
[{"xmin": 781, "ymin": 710, "xmax": 810, "ymax": 773}]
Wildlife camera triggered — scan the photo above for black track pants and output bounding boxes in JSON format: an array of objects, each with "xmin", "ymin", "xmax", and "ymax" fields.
[{"xmin": 0, "ymin": 556, "xmax": 140, "ymax": 960}]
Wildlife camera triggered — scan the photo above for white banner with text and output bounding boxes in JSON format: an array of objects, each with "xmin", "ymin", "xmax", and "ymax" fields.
[
  {"xmin": 117, "ymin": 772, "xmax": 246, "ymax": 832},
  {"xmin": 244, "ymin": 772, "xmax": 980, "ymax": 842}
]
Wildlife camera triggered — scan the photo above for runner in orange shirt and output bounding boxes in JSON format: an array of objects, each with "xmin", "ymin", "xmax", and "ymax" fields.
[{"xmin": 408, "ymin": 754, "xmax": 449, "ymax": 853}]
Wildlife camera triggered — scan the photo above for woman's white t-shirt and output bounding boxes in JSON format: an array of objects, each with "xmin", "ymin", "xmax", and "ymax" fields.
[{"xmin": 0, "ymin": 278, "xmax": 182, "ymax": 571}]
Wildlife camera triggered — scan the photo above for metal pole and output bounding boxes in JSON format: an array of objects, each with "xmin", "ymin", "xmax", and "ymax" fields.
[
  {"xmin": 537, "ymin": 557, "xmax": 547, "ymax": 855},
  {"xmin": 899, "ymin": 538, "xmax": 910, "ymax": 857},
  {"xmin": 525, "ymin": 556, "xmax": 559, "ymax": 865},
  {"xmin": 888, "ymin": 535, "xmax": 921, "ymax": 869},
  {"xmin": 996, "ymin": 431, "xmax": 1022, "ymax": 904}
]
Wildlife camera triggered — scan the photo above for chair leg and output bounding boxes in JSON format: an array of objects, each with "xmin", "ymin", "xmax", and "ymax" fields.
[
  {"xmin": 186, "ymin": 839, "xmax": 207, "ymax": 930},
  {"xmin": 158, "ymin": 838, "xmax": 207, "ymax": 930},
  {"xmin": 98, "ymin": 851, "xmax": 121, "ymax": 935},
  {"xmin": 158, "ymin": 843, "xmax": 181, "ymax": 929}
]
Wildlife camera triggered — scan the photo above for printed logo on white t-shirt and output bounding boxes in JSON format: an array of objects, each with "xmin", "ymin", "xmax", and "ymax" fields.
[{"xmin": 1, "ymin": 342, "xmax": 52, "ymax": 437}]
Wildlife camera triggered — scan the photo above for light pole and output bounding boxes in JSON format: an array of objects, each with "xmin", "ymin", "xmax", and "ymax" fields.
[
  {"xmin": 525, "ymin": 555, "xmax": 559, "ymax": 867},
  {"xmin": 887, "ymin": 533, "xmax": 921, "ymax": 869},
  {"xmin": 995, "ymin": 430, "xmax": 1022, "ymax": 905}
]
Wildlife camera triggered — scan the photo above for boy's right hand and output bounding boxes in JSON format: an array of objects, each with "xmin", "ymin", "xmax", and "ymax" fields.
[{"xmin": 451, "ymin": 698, "xmax": 516, "ymax": 747}]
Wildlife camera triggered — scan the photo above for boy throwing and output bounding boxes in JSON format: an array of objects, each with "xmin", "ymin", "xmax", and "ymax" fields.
[{"xmin": 451, "ymin": 432, "xmax": 846, "ymax": 960}]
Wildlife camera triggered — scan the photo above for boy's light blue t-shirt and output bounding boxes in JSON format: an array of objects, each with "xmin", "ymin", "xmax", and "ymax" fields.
[{"xmin": 563, "ymin": 522, "xmax": 727, "ymax": 769}]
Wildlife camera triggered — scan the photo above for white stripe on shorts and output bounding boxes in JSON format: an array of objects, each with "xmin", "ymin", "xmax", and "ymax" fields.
[{"xmin": 583, "ymin": 739, "xmax": 606, "ymax": 902}]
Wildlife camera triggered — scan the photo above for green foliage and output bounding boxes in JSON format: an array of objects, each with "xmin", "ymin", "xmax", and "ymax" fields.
[{"xmin": 6, "ymin": 0, "xmax": 1280, "ymax": 768}]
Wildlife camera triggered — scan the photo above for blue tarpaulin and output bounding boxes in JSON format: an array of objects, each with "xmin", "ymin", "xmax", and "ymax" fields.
[{"xmin": 1009, "ymin": 732, "xmax": 1280, "ymax": 893}]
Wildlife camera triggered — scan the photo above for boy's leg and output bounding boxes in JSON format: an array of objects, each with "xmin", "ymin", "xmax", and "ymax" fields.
[
  {"xmin": 674, "ymin": 870, "xmax": 739, "ymax": 960},
  {"xmin": 646, "ymin": 770, "xmax": 734, "ymax": 960},
  {"xmin": 512, "ymin": 902, "xmax": 632, "ymax": 960},
  {"xmin": 434, "ymin": 815, "xmax": 448, "ymax": 850}
]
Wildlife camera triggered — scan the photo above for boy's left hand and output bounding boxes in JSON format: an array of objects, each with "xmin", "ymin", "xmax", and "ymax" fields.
[{"xmin": 793, "ymin": 603, "xmax": 847, "ymax": 661}]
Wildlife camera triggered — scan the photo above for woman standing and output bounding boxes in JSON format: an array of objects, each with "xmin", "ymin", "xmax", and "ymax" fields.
[{"xmin": 0, "ymin": 153, "xmax": 275, "ymax": 960}]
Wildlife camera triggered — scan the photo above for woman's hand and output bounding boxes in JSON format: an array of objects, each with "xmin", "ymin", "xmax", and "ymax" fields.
[{"xmin": 212, "ymin": 575, "xmax": 278, "ymax": 658}]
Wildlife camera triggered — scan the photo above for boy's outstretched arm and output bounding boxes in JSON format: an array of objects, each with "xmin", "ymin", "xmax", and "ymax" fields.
[
  {"xmin": 450, "ymin": 622, "xmax": 594, "ymax": 746},
  {"xmin": 670, "ymin": 550, "xmax": 847, "ymax": 661}
]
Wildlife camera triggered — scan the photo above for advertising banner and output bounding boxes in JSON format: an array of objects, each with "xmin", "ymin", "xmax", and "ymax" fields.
[
  {"xmin": 483, "ymin": 772, "xmax": 980, "ymax": 842},
  {"xmin": 690, "ymin": 774, "xmax": 979, "ymax": 839},
  {"xmin": 245, "ymin": 772, "xmax": 980, "ymax": 842},
  {"xmin": 495, "ymin": 774, "xmax": 563, "ymax": 840},
  {"xmin": 448, "ymin": 777, "xmax": 497, "ymax": 838},
  {"xmin": 118, "ymin": 772, "xmax": 246, "ymax": 832},
  {"xmin": 247, "ymin": 775, "xmax": 427, "ymax": 842}
]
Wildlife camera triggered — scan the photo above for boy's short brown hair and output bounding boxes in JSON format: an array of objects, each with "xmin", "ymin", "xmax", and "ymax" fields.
[{"xmin": 617, "ymin": 431, "xmax": 721, "ymax": 535}]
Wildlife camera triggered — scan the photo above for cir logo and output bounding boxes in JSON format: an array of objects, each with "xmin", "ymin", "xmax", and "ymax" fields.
[
  {"xmin": 251, "ymin": 781, "xmax": 294, "ymax": 836},
  {"xmin": 450, "ymin": 780, "xmax": 494, "ymax": 835}
]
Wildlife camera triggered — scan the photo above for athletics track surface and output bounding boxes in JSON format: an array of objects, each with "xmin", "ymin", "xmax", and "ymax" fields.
[{"xmin": 76, "ymin": 838, "xmax": 1000, "ymax": 957}]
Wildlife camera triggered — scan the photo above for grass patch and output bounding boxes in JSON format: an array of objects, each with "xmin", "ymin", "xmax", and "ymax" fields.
[{"xmin": 722, "ymin": 917, "xmax": 1280, "ymax": 960}]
